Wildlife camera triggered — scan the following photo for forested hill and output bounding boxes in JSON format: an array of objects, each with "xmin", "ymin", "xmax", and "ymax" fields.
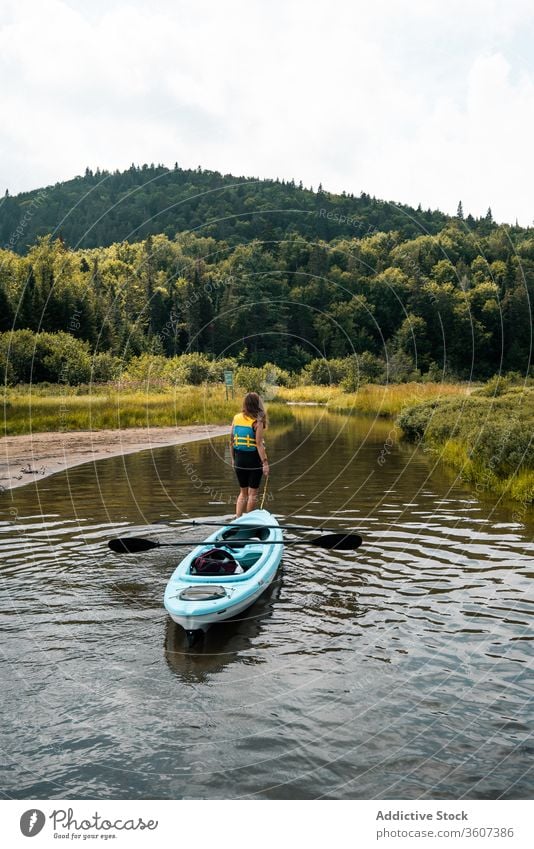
[
  {"xmin": 0, "ymin": 163, "xmax": 459, "ymax": 253},
  {"xmin": 0, "ymin": 163, "xmax": 531, "ymax": 386}
]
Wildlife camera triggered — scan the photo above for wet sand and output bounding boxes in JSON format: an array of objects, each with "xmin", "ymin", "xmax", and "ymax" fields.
[{"xmin": 0, "ymin": 425, "xmax": 230, "ymax": 492}]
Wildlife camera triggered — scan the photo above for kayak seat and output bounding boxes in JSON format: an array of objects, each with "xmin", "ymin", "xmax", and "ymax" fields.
[
  {"xmin": 232, "ymin": 547, "xmax": 262, "ymax": 569},
  {"xmin": 208, "ymin": 545, "xmax": 260, "ymax": 570},
  {"xmin": 193, "ymin": 526, "xmax": 270, "ymax": 571},
  {"xmin": 217, "ymin": 527, "xmax": 270, "ymax": 571}
]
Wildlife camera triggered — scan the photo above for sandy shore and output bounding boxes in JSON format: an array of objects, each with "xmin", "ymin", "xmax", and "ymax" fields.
[{"xmin": 0, "ymin": 425, "xmax": 230, "ymax": 492}]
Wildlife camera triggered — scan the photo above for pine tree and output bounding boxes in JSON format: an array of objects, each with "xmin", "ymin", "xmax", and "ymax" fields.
[
  {"xmin": 143, "ymin": 235, "xmax": 156, "ymax": 333},
  {"xmin": 90, "ymin": 257, "xmax": 103, "ymax": 295},
  {"xmin": 0, "ymin": 284, "xmax": 13, "ymax": 331},
  {"xmin": 18, "ymin": 266, "xmax": 38, "ymax": 329},
  {"xmin": 456, "ymin": 200, "xmax": 464, "ymax": 219}
]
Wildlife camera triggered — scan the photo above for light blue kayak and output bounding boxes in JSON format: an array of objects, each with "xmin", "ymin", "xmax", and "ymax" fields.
[{"xmin": 163, "ymin": 509, "xmax": 283, "ymax": 643}]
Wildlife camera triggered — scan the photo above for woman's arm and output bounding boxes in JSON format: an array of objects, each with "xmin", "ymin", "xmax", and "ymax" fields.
[
  {"xmin": 230, "ymin": 425, "xmax": 235, "ymax": 466},
  {"xmin": 255, "ymin": 421, "xmax": 269, "ymax": 474}
]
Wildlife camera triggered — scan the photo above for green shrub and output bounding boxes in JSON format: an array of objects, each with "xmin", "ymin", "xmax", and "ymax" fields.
[
  {"xmin": 386, "ymin": 350, "xmax": 421, "ymax": 383},
  {"xmin": 166, "ymin": 352, "xmax": 212, "ymax": 385},
  {"xmin": 423, "ymin": 362, "xmax": 445, "ymax": 383},
  {"xmin": 396, "ymin": 399, "xmax": 440, "ymax": 439},
  {"xmin": 124, "ymin": 353, "xmax": 168, "ymax": 383},
  {"xmin": 0, "ymin": 330, "xmax": 93, "ymax": 385},
  {"xmin": 125, "ymin": 352, "xmax": 213, "ymax": 386},
  {"xmin": 263, "ymin": 362, "xmax": 293, "ymax": 387},
  {"xmin": 38, "ymin": 334, "xmax": 92, "ymax": 384},
  {"xmin": 472, "ymin": 372, "xmax": 532, "ymax": 397},
  {"xmin": 473, "ymin": 374, "xmax": 512, "ymax": 397},
  {"xmin": 207, "ymin": 357, "xmax": 239, "ymax": 383},
  {"xmin": 91, "ymin": 352, "xmax": 124, "ymax": 382},
  {"xmin": 341, "ymin": 352, "xmax": 384, "ymax": 391},
  {"xmin": 301, "ymin": 357, "xmax": 347, "ymax": 385},
  {"xmin": 235, "ymin": 365, "xmax": 266, "ymax": 394}
]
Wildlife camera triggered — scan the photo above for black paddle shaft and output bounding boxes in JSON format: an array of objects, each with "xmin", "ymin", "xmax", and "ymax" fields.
[
  {"xmin": 108, "ymin": 533, "xmax": 362, "ymax": 554},
  {"xmin": 175, "ymin": 519, "xmax": 345, "ymax": 534}
]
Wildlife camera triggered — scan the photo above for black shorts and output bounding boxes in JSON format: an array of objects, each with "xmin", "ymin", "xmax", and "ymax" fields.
[{"xmin": 234, "ymin": 450, "xmax": 263, "ymax": 489}]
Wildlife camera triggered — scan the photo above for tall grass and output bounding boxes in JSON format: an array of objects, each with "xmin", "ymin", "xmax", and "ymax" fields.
[
  {"xmin": 328, "ymin": 382, "xmax": 469, "ymax": 417},
  {"xmin": 274, "ymin": 385, "xmax": 335, "ymax": 404},
  {"xmin": 2, "ymin": 385, "xmax": 293, "ymax": 436},
  {"xmin": 2, "ymin": 381, "xmax": 468, "ymax": 435},
  {"xmin": 397, "ymin": 388, "xmax": 534, "ymax": 504},
  {"xmin": 437, "ymin": 438, "xmax": 534, "ymax": 505},
  {"xmin": 276, "ymin": 382, "xmax": 468, "ymax": 417}
]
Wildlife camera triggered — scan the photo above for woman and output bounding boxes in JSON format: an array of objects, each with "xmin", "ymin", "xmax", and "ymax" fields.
[{"xmin": 230, "ymin": 392, "xmax": 269, "ymax": 518}]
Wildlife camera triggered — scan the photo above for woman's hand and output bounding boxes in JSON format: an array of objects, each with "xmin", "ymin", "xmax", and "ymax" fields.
[{"xmin": 262, "ymin": 460, "xmax": 270, "ymax": 476}]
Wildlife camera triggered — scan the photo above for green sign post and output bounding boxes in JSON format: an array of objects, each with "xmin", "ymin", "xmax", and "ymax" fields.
[{"xmin": 223, "ymin": 370, "xmax": 234, "ymax": 400}]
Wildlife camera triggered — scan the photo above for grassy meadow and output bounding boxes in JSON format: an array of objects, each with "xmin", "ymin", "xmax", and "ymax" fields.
[
  {"xmin": 274, "ymin": 382, "xmax": 469, "ymax": 417},
  {"xmin": 1, "ymin": 384, "xmax": 293, "ymax": 436},
  {"xmin": 2, "ymin": 381, "xmax": 468, "ymax": 436}
]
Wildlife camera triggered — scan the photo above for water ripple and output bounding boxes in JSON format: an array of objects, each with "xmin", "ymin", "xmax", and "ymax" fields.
[{"xmin": 0, "ymin": 414, "xmax": 533, "ymax": 800}]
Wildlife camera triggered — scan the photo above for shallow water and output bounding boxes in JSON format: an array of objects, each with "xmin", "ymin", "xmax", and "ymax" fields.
[{"xmin": 1, "ymin": 409, "xmax": 533, "ymax": 799}]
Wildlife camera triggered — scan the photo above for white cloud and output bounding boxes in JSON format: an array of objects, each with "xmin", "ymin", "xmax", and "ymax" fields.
[{"xmin": 0, "ymin": 0, "xmax": 533, "ymax": 223}]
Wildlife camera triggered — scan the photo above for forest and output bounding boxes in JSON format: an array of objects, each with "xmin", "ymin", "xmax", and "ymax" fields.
[
  {"xmin": 0, "ymin": 163, "xmax": 454, "ymax": 251},
  {"xmin": 0, "ymin": 227, "xmax": 532, "ymax": 385},
  {"xmin": 0, "ymin": 164, "xmax": 532, "ymax": 385}
]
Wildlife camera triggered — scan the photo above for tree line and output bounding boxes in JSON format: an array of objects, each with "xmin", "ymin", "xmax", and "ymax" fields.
[{"xmin": 0, "ymin": 219, "xmax": 532, "ymax": 384}]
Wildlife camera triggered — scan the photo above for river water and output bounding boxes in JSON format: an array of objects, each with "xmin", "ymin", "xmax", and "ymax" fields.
[{"xmin": 1, "ymin": 409, "xmax": 533, "ymax": 800}]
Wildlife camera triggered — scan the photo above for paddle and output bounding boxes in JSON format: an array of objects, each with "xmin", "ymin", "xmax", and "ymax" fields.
[
  {"xmin": 173, "ymin": 519, "xmax": 348, "ymax": 534},
  {"xmin": 108, "ymin": 533, "xmax": 362, "ymax": 554}
]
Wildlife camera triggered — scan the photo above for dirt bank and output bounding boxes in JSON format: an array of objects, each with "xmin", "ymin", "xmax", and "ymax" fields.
[{"xmin": 0, "ymin": 424, "xmax": 230, "ymax": 492}]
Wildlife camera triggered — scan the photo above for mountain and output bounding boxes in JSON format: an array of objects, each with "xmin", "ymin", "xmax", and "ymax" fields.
[
  {"xmin": 0, "ymin": 163, "xmax": 455, "ymax": 253},
  {"xmin": 1, "ymin": 164, "xmax": 531, "ymax": 382}
]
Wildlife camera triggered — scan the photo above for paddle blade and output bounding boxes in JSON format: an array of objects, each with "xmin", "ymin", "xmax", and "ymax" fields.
[
  {"xmin": 108, "ymin": 537, "xmax": 160, "ymax": 554},
  {"xmin": 312, "ymin": 533, "xmax": 363, "ymax": 551}
]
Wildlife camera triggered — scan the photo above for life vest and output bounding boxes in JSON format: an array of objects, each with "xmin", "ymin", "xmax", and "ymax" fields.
[{"xmin": 232, "ymin": 412, "xmax": 258, "ymax": 451}]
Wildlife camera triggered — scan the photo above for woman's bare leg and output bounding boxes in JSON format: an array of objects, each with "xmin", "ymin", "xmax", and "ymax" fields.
[
  {"xmin": 246, "ymin": 487, "xmax": 259, "ymax": 512},
  {"xmin": 235, "ymin": 487, "xmax": 248, "ymax": 518}
]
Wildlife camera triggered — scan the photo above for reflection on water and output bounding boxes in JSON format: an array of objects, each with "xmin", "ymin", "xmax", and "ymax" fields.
[
  {"xmin": 0, "ymin": 409, "xmax": 533, "ymax": 800},
  {"xmin": 164, "ymin": 576, "xmax": 283, "ymax": 683}
]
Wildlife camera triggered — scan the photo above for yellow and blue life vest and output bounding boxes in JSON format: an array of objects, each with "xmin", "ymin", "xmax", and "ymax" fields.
[{"xmin": 232, "ymin": 412, "xmax": 258, "ymax": 452}]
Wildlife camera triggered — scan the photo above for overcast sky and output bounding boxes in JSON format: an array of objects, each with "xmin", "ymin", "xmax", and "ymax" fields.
[{"xmin": 1, "ymin": 0, "xmax": 533, "ymax": 223}]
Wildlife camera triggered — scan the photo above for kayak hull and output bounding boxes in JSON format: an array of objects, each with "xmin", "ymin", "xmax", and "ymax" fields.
[
  {"xmin": 167, "ymin": 584, "xmax": 272, "ymax": 633},
  {"xmin": 163, "ymin": 509, "xmax": 283, "ymax": 637}
]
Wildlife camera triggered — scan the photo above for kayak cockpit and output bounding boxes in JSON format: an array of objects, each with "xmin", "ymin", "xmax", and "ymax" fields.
[
  {"xmin": 185, "ymin": 525, "xmax": 271, "ymax": 573},
  {"xmin": 169, "ymin": 510, "xmax": 283, "ymax": 585},
  {"xmin": 187, "ymin": 542, "xmax": 264, "ymax": 573}
]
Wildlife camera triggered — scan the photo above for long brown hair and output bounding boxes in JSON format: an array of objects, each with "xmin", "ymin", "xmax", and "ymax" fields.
[{"xmin": 243, "ymin": 392, "xmax": 268, "ymax": 429}]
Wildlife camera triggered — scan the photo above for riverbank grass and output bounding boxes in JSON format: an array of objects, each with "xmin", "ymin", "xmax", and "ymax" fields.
[
  {"xmin": 2, "ymin": 385, "xmax": 293, "ymax": 435},
  {"xmin": 275, "ymin": 382, "xmax": 468, "ymax": 417},
  {"xmin": 397, "ymin": 388, "xmax": 534, "ymax": 504},
  {"xmin": 2, "ymin": 381, "xmax": 467, "ymax": 435}
]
